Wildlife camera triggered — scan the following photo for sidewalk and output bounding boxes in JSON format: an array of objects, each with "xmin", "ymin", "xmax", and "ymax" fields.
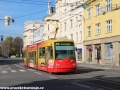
[{"xmin": 77, "ymin": 62, "xmax": 120, "ymax": 70}]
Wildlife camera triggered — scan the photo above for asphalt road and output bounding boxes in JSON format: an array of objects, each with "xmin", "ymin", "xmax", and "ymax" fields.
[{"xmin": 0, "ymin": 59, "xmax": 120, "ymax": 90}]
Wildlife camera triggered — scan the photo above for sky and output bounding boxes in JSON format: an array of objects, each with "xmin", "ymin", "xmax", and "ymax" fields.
[{"xmin": 0, "ymin": 0, "xmax": 55, "ymax": 39}]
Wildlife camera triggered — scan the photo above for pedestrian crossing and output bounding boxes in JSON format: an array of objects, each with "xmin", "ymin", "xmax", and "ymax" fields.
[
  {"xmin": 1, "ymin": 69, "xmax": 26, "ymax": 74},
  {"xmin": 0, "ymin": 64, "xmax": 42, "ymax": 75},
  {"xmin": 0, "ymin": 68, "xmax": 37, "ymax": 74}
]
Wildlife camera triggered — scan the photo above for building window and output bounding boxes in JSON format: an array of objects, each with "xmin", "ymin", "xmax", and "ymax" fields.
[
  {"xmin": 33, "ymin": 24, "xmax": 35, "ymax": 27},
  {"xmin": 76, "ymin": 17, "xmax": 78, "ymax": 26},
  {"xmin": 48, "ymin": 24, "xmax": 49, "ymax": 31},
  {"xmin": 88, "ymin": 26, "xmax": 91, "ymax": 36},
  {"xmin": 105, "ymin": 43, "xmax": 112, "ymax": 59},
  {"xmin": 76, "ymin": 32, "xmax": 78, "ymax": 42},
  {"xmin": 70, "ymin": 34, "xmax": 73, "ymax": 40},
  {"xmin": 80, "ymin": 31, "xmax": 82, "ymax": 41},
  {"xmin": 88, "ymin": 9, "xmax": 91, "ymax": 19},
  {"xmin": 96, "ymin": 23, "xmax": 101, "ymax": 35},
  {"xmin": 96, "ymin": 4, "xmax": 100, "ymax": 15},
  {"xmin": 30, "ymin": 30, "xmax": 33, "ymax": 33},
  {"xmin": 64, "ymin": 0, "xmax": 66, "ymax": 3},
  {"xmin": 64, "ymin": 9, "xmax": 66, "ymax": 15},
  {"xmin": 64, "ymin": 22, "xmax": 66, "ymax": 30},
  {"xmin": 61, "ymin": 24, "xmax": 62, "ymax": 31},
  {"xmin": 107, "ymin": 0, "xmax": 112, "ymax": 11},
  {"xmin": 70, "ymin": 19, "xmax": 73, "ymax": 28},
  {"xmin": 106, "ymin": 20, "xmax": 112, "ymax": 33}
]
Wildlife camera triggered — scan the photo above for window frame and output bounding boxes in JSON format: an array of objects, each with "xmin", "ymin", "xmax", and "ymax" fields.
[
  {"xmin": 106, "ymin": 20, "xmax": 112, "ymax": 33},
  {"xmin": 106, "ymin": 0, "xmax": 112, "ymax": 11},
  {"xmin": 88, "ymin": 26, "xmax": 91, "ymax": 37},
  {"xmin": 96, "ymin": 23, "xmax": 101, "ymax": 35}
]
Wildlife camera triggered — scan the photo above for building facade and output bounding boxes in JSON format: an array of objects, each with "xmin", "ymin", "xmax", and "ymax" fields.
[
  {"xmin": 54, "ymin": 0, "xmax": 85, "ymax": 62},
  {"xmin": 33, "ymin": 25, "xmax": 44, "ymax": 43},
  {"xmin": 84, "ymin": 0, "xmax": 120, "ymax": 66},
  {"xmin": 23, "ymin": 20, "xmax": 43, "ymax": 47},
  {"xmin": 43, "ymin": 1, "xmax": 58, "ymax": 40}
]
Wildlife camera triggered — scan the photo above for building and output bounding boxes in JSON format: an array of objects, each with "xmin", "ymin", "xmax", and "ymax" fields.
[
  {"xmin": 23, "ymin": 20, "xmax": 44, "ymax": 47},
  {"xmin": 54, "ymin": 0, "xmax": 85, "ymax": 62},
  {"xmin": 33, "ymin": 24, "xmax": 44, "ymax": 43},
  {"xmin": 84, "ymin": 0, "xmax": 120, "ymax": 66},
  {"xmin": 43, "ymin": 1, "xmax": 58, "ymax": 40}
]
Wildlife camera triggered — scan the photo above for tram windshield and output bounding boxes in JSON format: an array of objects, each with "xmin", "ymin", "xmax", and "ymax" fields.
[{"xmin": 55, "ymin": 42, "xmax": 75, "ymax": 60}]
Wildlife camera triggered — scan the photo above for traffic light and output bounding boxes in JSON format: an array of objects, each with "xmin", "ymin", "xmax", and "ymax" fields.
[
  {"xmin": 5, "ymin": 16, "xmax": 11, "ymax": 25},
  {"xmin": 12, "ymin": 19, "xmax": 15, "ymax": 22}
]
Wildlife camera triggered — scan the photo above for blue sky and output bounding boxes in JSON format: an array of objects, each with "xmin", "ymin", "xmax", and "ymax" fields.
[{"xmin": 0, "ymin": 0, "xmax": 55, "ymax": 39}]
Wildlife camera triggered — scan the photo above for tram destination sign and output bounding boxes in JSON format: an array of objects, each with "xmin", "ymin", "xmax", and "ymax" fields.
[{"xmin": 55, "ymin": 42, "xmax": 73, "ymax": 46}]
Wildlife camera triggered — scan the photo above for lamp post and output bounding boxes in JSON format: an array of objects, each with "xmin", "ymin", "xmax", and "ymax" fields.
[{"xmin": 20, "ymin": 42, "xmax": 23, "ymax": 57}]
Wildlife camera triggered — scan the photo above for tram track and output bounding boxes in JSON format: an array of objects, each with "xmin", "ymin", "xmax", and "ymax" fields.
[{"xmin": 71, "ymin": 76, "xmax": 120, "ymax": 90}]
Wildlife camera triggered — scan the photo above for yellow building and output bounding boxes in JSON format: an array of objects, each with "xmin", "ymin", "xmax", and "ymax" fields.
[{"xmin": 84, "ymin": 0, "xmax": 120, "ymax": 66}]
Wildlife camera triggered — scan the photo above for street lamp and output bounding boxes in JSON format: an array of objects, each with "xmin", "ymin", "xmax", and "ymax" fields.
[{"xmin": 18, "ymin": 42, "xmax": 23, "ymax": 58}]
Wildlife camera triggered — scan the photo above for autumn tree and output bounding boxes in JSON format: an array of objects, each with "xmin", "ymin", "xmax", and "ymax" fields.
[{"xmin": 1, "ymin": 36, "xmax": 23, "ymax": 57}]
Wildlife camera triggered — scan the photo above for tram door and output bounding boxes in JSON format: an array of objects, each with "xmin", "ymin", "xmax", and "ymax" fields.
[{"xmin": 45, "ymin": 46, "xmax": 53, "ymax": 67}]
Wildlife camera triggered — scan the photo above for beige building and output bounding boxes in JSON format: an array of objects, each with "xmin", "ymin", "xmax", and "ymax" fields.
[
  {"xmin": 23, "ymin": 20, "xmax": 43, "ymax": 47},
  {"xmin": 43, "ymin": 0, "xmax": 85, "ymax": 62},
  {"xmin": 58, "ymin": 0, "xmax": 84, "ymax": 62},
  {"xmin": 84, "ymin": 0, "xmax": 120, "ymax": 66},
  {"xmin": 43, "ymin": 1, "xmax": 59, "ymax": 40}
]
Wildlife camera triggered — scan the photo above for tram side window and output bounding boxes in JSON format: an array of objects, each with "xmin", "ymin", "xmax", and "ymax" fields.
[
  {"xmin": 30, "ymin": 52, "xmax": 34, "ymax": 60},
  {"xmin": 47, "ymin": 46, "xmax": 53, "ymax": 58},
  {"xmin": 39, "ymin": 47, "xmax": 45, "ymax": 58}
]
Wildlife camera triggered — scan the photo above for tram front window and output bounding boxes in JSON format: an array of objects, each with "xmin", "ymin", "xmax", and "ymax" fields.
[{"xmin": 55, "ymin": 42, "xmax": 75, "ymax": 60}]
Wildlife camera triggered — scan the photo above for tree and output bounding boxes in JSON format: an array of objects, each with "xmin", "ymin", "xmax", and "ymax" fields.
[
  {"xmin": 13, "ymin": 37, "xmax": 23, "ymax": 57},
  {"xmin": 1, "ymin": 36, "xmax": 14, "ymax": 57},
  {"xmin": 1, "ymin": 36, "xmax": 23, "ymax": 57}
]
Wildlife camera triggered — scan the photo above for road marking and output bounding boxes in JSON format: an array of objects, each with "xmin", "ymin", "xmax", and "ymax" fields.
[
  {"xmin": 35, "ymin": 72, "xmax": 42, "ymax": 74},
  {"xmin": 28, "ymin": 69, "xmax": 34, "ymax": 71},
  {"xmin": 11, "ymin": 70, "xmax": 17, "ymax": 72},
  {"xmin": 49, "ymin": 76, "xmax": 57, "ymax": 79},
  {"xmin": 14, "ymin": 64, "xmax": 24, "ymax": 69},
  {"xmin": 2, "ymin": 71, "xmax": 7, "ymax": 74},
  {"xmin": 71, "ymin": 81, "xmax": 93, "ymax": 90},
  {"xmin": 19, "ymin": 69, "xmax": 26, "ymax": 72},
  {"xmin": 8, "ymin": 67, "xmax": 11, "ymax": 70}
]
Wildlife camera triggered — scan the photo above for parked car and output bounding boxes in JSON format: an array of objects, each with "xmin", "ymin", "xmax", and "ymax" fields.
[
  {"xmin": 11, "ymin": 55, "xmax": 16, "ymax": 58},
  {"xmin": 1, "ymin": 56, "xmax": 8, "ymax": 59}
]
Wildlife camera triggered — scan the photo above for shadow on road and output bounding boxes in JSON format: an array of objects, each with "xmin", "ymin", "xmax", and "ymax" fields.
[
  {"xmin": 7, "ymin": 75, "xmax": 120, "ymax": 90},
  {"xmin": 53, "ymin": 67, "xmax": 104, "ymax": 75},
  {"xmin": 0, "ymin": 59, "xmax": 23, "ymax": 65}
]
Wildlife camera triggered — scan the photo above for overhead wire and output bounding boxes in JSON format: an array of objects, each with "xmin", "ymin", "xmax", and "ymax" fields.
[{"xmin": 0, "ymin": 0, "xmax": 48, "ymax": 5}]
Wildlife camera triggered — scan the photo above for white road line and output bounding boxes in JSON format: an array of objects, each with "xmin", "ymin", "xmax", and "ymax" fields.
[
  {"xmin": 2, "ymin": 71, "xmax": 7, "ymax": 74},
  {"xmin": 11, "ymin": 70, "xmax": 17, "ymax": 72},
  {"xmin": 8, "ymin": 67, "xmax": 11, "ymax": 70},
  {"xmin": 28, "ymin": 69, "xmax": 35, "ymax": 71},
  {"xmin": 19, "ymin": 69, "xmax": 26, "ymax": 72},
  {"xmin": 14, "ymin": 64, "xmax": 25, "ymax": 69},
  {"xmin": 71, "ymin": 82, "xmax": 93, "ymax": 90},
  {"xmin": 49, "ymin": 76, "xmax": 57, "ymax": 79},
  {"xmin": 35, "ymin": 72, "xmax": 42, "ymax": 74}
]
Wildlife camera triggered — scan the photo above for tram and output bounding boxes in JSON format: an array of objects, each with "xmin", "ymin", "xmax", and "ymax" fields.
[{"xmin": 23, "ymin": 38, "xmax": 77, "ymax": 73}]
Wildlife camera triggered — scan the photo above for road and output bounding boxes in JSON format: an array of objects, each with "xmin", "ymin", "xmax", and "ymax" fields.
[{"xmin": 0, "ymin": 58, "xmax": 120, "ymax": 90}]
